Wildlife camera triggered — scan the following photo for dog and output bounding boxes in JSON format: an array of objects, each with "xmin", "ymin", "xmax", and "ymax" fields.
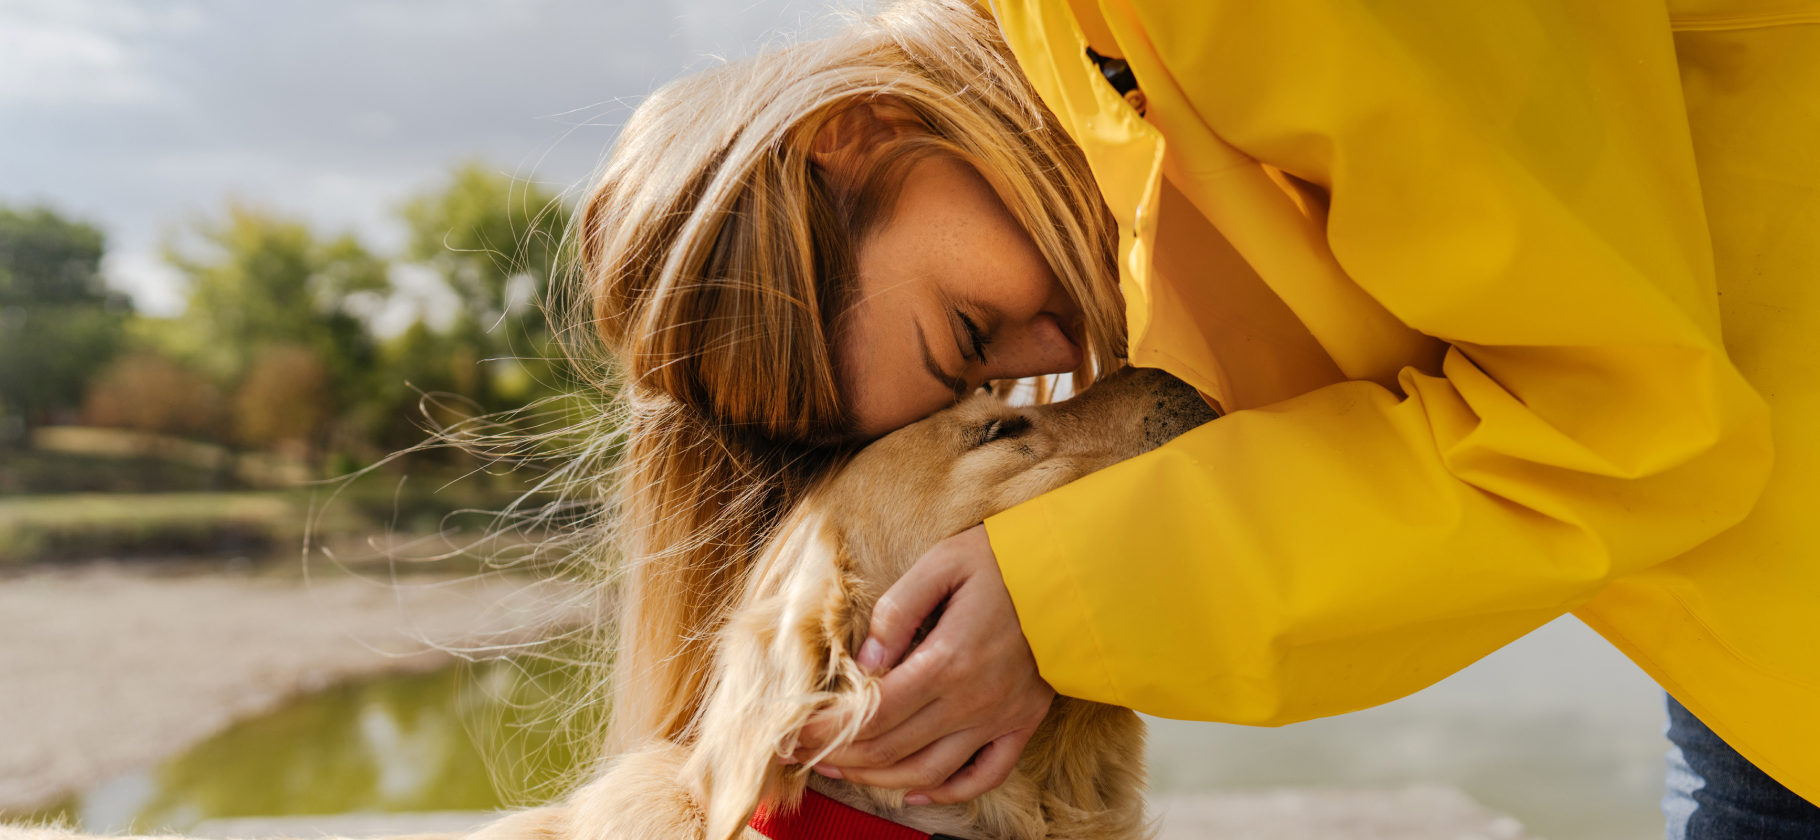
[{"xmin": 472, "ymin": 366, "xmax": 1217, "ymax": 840}]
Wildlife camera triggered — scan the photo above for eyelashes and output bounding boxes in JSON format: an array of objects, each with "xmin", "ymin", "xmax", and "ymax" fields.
[{"xmin": 957, "ymin": 310, "xmax": 991, "ymax": 364}]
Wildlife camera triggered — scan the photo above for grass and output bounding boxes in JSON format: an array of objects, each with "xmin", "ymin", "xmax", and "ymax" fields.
[
  {"xmin": 0, "ymin": 426, "xmax": 565, "ymax": 566},
  {"xmin": 0, "ymin": 492, "xmax": 333, "ymax": 564},
  {"xmin": 0, "ymin": 481, "xmax": 556, "ymax": 566}
]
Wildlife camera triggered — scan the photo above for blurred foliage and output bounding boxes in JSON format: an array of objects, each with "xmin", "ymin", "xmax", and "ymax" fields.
[
  {"xmin": 391, "ymin": 162, "xmax": 572, "ymax": 420},
  {"xmin": 159, "ymin": 203, "xmax": 388, "ymax": 460},
  {"xmin": 164, "ymin": 204, "xmax": 387, "ymax": 386},
  {"xmin": 402, "ymin": 161, "xmax": 567, "ymax": 337},
  {"xmin": 82, "ymin": 352, "xmax": 228, "ymax": 440},
  {"xmin": 232, "ymin": 345, "xmax": 333, "ymax": 451},
  {"xmin": 0, "ymin": 206, "xmax": 131, "ymax": 435},
  {"xmin": 1, "ymin": 162, "xmax": 579, "ymax": 500}
]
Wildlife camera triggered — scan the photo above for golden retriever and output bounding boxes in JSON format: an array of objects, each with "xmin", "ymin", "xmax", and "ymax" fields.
[{"xmin": 474, "ymin": 366, "xmax": 1216, "ymax": 840}]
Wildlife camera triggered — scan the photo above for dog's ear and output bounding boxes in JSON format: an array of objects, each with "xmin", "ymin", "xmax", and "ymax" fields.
[{"xmin": 683, "ymin": 512, "xmax": 878, "ymax": 840}]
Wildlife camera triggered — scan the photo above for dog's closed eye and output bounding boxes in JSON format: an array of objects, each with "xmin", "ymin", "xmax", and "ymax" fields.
[{"xmin": 972, "ymin": 416, "xmax": 1033, "ymax": 447}]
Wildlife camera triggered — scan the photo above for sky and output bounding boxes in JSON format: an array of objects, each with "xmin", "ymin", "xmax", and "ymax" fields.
[{"xmin": 0, "ymin": 0, "xmax": 854, "ymax": 316}]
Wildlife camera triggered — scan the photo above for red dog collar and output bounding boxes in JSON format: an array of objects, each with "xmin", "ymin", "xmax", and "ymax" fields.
[{"xmin": 749, "ymin": 788, "xmax": 964, "ymax": 840}]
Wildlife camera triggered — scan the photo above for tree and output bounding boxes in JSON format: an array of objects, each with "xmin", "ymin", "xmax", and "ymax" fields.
[
  {"xmin": 232, "ymin": 345, "xmax": 331, "ymax": 451},
  {"xmin": 398, "ymin": 162, "xmax": 572, "ymax": 413},
  {"xmin": 166, "ymin": 203, "xmax": 387, "ymax": 383},
  {"xmin": 162, "ymin": 203, "xmax": 390, "ymax": 456},
  {"xmin": 0, "ymin": 206, "xmax": 129, "ymax": 433},
  {"xmin": 82, "ymin": 351, "xmax": 226, "ymax": 439}
]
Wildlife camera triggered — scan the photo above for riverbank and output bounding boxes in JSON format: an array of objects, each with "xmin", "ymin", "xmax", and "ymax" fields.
[{"xmin": 0, "ymin": 562, "xmax": 589, "ymax": 813}]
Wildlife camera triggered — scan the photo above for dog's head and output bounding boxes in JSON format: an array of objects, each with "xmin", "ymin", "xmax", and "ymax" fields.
[{"xmin": 685, "ymin": 368, "xmax": 1217, "ymax": 840}]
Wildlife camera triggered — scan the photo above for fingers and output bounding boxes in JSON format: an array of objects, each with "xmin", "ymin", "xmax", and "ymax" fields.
[
  {"xmin": 860, "ymin": 525, "xmax": 990, "ymax": 673},
  {"xmin": 907, "ymin": 730, "xmax": 1031, "ymax": 805},
  {"xmin": 825, "ymin": 727, "xmax": 993, "ymax": 792},
  {"xmin": 807, "ymin": 675, "xmax": 953, "ymax": 767},
  {"xmin": 792, "ymin": 524, "xmax": 1043, "ymax": 806},
  {"xmin": 793, "ymin": 654, "xmax": 946, "ymax": 764}
]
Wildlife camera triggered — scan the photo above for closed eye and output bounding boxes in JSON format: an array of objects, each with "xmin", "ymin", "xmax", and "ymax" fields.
[
  {"xmin": 972, "ymin": 416, "xmax": 1032, "ymax": 448},
  {"xmin": 957, "ymin": 310, "xmax": 991, "ymax": 364}
]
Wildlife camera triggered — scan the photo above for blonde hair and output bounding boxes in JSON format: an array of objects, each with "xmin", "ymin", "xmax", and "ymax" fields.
[{"xmin": 577, "ymin": 0, "xmax": 1125, "ymax": 752}]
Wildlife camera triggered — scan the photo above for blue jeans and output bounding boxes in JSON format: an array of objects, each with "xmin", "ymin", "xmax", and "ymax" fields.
[{"xmin": 1663, "ymin": 693, "xmax": 1820, "ymax": 839}]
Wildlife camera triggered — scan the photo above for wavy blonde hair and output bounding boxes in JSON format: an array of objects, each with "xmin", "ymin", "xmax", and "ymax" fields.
[{"xmin": 576, "ymin": 0, "xmax": 1126, "ymax": 752}]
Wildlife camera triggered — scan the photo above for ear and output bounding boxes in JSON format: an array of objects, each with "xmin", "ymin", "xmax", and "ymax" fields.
[
  {"xmin": 809, "ymin": 96, "xmax": 923, "ymax": 189},
  {"xmin": 682, "ymin": 514, "xmax": 879, "ymax": 840}
]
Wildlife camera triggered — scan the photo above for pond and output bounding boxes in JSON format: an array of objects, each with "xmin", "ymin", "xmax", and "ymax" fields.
[
  {"xmin": 37, "ymin": 616, "xmax": 1669, "ymax": 840},
  {"xmin": 34, "ymin": 659, "xmax": 591, "ymax": 835}
]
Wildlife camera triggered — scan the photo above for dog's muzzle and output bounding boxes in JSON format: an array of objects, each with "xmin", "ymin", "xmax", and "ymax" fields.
[{"xmin": 1134, "ymin": 368, "xmax": 1221, "ymax": 448}]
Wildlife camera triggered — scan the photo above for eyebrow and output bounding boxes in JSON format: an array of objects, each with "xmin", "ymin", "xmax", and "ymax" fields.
[{"xmin": 914, "ymin": 319, "xmax": 971, "ymax": 399}]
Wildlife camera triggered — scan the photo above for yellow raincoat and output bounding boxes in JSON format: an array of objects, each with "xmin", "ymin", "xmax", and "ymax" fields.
[{"xmin": 982, "ymin": 0, "xmax": 1820, "ymax": 803}]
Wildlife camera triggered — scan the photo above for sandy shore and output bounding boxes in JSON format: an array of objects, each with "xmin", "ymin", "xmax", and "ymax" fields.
[{"xmin": 0, "ymin": 562, "xmax": 590, "ymax": 813}]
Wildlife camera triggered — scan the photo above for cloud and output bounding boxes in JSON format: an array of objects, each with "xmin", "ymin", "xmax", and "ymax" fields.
[{"xmin": 0, "ymin": 0, "xmax": 202, "ymax": 105}]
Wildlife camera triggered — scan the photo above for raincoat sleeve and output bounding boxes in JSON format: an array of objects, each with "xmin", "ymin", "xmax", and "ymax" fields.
[{"xmin": 985, "ymin": 0, "xmax": 1776, "ymax": 725}]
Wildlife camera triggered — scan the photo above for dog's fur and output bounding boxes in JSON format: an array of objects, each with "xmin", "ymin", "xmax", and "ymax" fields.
[{"xmin": 472, "ymin": 367, "xmax": 1216, "ymax": 840}]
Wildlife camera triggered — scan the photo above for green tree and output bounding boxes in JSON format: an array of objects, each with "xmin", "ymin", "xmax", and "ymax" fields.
[
  {"xmin": 162, "ymin": 203, "xmax": 390, "ymax": 456},
  {"xmin": 363, "ymin": 321, "xmax": 482, "ymax": 452},
  {"xmin": 398, "ymin": 162, "xmax": 571, "ymax": 413},
  {"xmin": 0, "ymin": 206, "xmax": 129, "ymax": 434}
]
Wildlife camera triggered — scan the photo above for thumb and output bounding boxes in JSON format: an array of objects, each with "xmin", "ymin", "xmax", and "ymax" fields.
[{"xmin": 859, "ymin": 526, "xmax": 981, "ymax": 674}]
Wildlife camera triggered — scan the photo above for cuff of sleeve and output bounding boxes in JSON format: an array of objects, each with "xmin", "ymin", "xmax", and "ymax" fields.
[{"xmin": 986, "ymin": 498, "xmax": 1125, "ymax": 707}]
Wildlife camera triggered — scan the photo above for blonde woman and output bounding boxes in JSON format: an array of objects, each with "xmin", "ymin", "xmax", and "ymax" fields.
[{"xmin": 581, "ymin": 0, "xmax": 1820, "ymax": 833}]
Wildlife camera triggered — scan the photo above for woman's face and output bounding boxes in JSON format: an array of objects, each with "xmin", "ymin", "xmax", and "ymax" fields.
[{"xmin": 838, "ymin": 156, "xmax": 1085, "ymax": 438}]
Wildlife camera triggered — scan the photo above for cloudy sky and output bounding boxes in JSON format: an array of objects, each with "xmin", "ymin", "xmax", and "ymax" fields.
[{"xmin": 0, "ymin": 0, "xmax": 854, "ymax": 315}]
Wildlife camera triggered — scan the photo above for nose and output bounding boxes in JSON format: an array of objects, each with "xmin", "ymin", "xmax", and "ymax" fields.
[
  {"xmin": 984, "ymin": 312, "xmax": 1085, "ymax": 383},
  {"xmin": 1137, "ymin": 368, "xmax": 1220, "ymax": 448},
  {"xmin": 1055, "ymin": 366, "xmax": 1219, "ymax": 449}
]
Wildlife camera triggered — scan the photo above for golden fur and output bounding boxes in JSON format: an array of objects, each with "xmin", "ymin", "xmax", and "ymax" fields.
[{"xmin": 491, "ymin": 367, "xmax": 1214, "ymax": 840}]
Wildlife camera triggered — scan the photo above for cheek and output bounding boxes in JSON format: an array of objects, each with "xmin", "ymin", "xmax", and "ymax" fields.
[
  {"xmin": 942, "ymin": 448, "xmax": 1079, "ymax": 523},
  {"xmin": 989, "ymin": 460, "xmax": 1084, "ymax": 513}
]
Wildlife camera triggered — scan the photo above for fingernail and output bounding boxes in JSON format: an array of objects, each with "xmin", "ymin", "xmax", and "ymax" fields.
[
  {"xmin": 776, "ymin": 755, "xmax": 797, "ymax": 765},
  {"xmin": 904, "ymin": 794, "xmax": 931, "ymax": 806},
  {"xmin": 812, "ymin": 764, "xmax": 843, "ymax": 780},
  {"xmin": 858, "ymin": 638, "xmax": 885, "ymax": 672}
]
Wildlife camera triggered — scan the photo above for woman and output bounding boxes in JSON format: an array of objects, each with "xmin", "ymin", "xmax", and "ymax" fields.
[{"xmin": 577, "ymin": 0, "xmax": 1820, "ymax": 833}]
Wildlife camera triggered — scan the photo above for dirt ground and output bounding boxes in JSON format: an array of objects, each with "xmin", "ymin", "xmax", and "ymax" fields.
[{"xmin": 0, "ymin": 562, "xmax": 591, "ymax": 814}]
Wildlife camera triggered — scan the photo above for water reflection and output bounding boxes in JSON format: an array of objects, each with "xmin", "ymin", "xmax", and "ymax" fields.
[{"xmin": 47, "ymin": 661, "xmax": 589, "ymax": 834}]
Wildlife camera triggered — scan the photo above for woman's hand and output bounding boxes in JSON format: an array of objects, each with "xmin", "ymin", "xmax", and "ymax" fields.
[{"xmin": 793, "ymin": 524, "xmax": 1054, "ymax": 804}]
